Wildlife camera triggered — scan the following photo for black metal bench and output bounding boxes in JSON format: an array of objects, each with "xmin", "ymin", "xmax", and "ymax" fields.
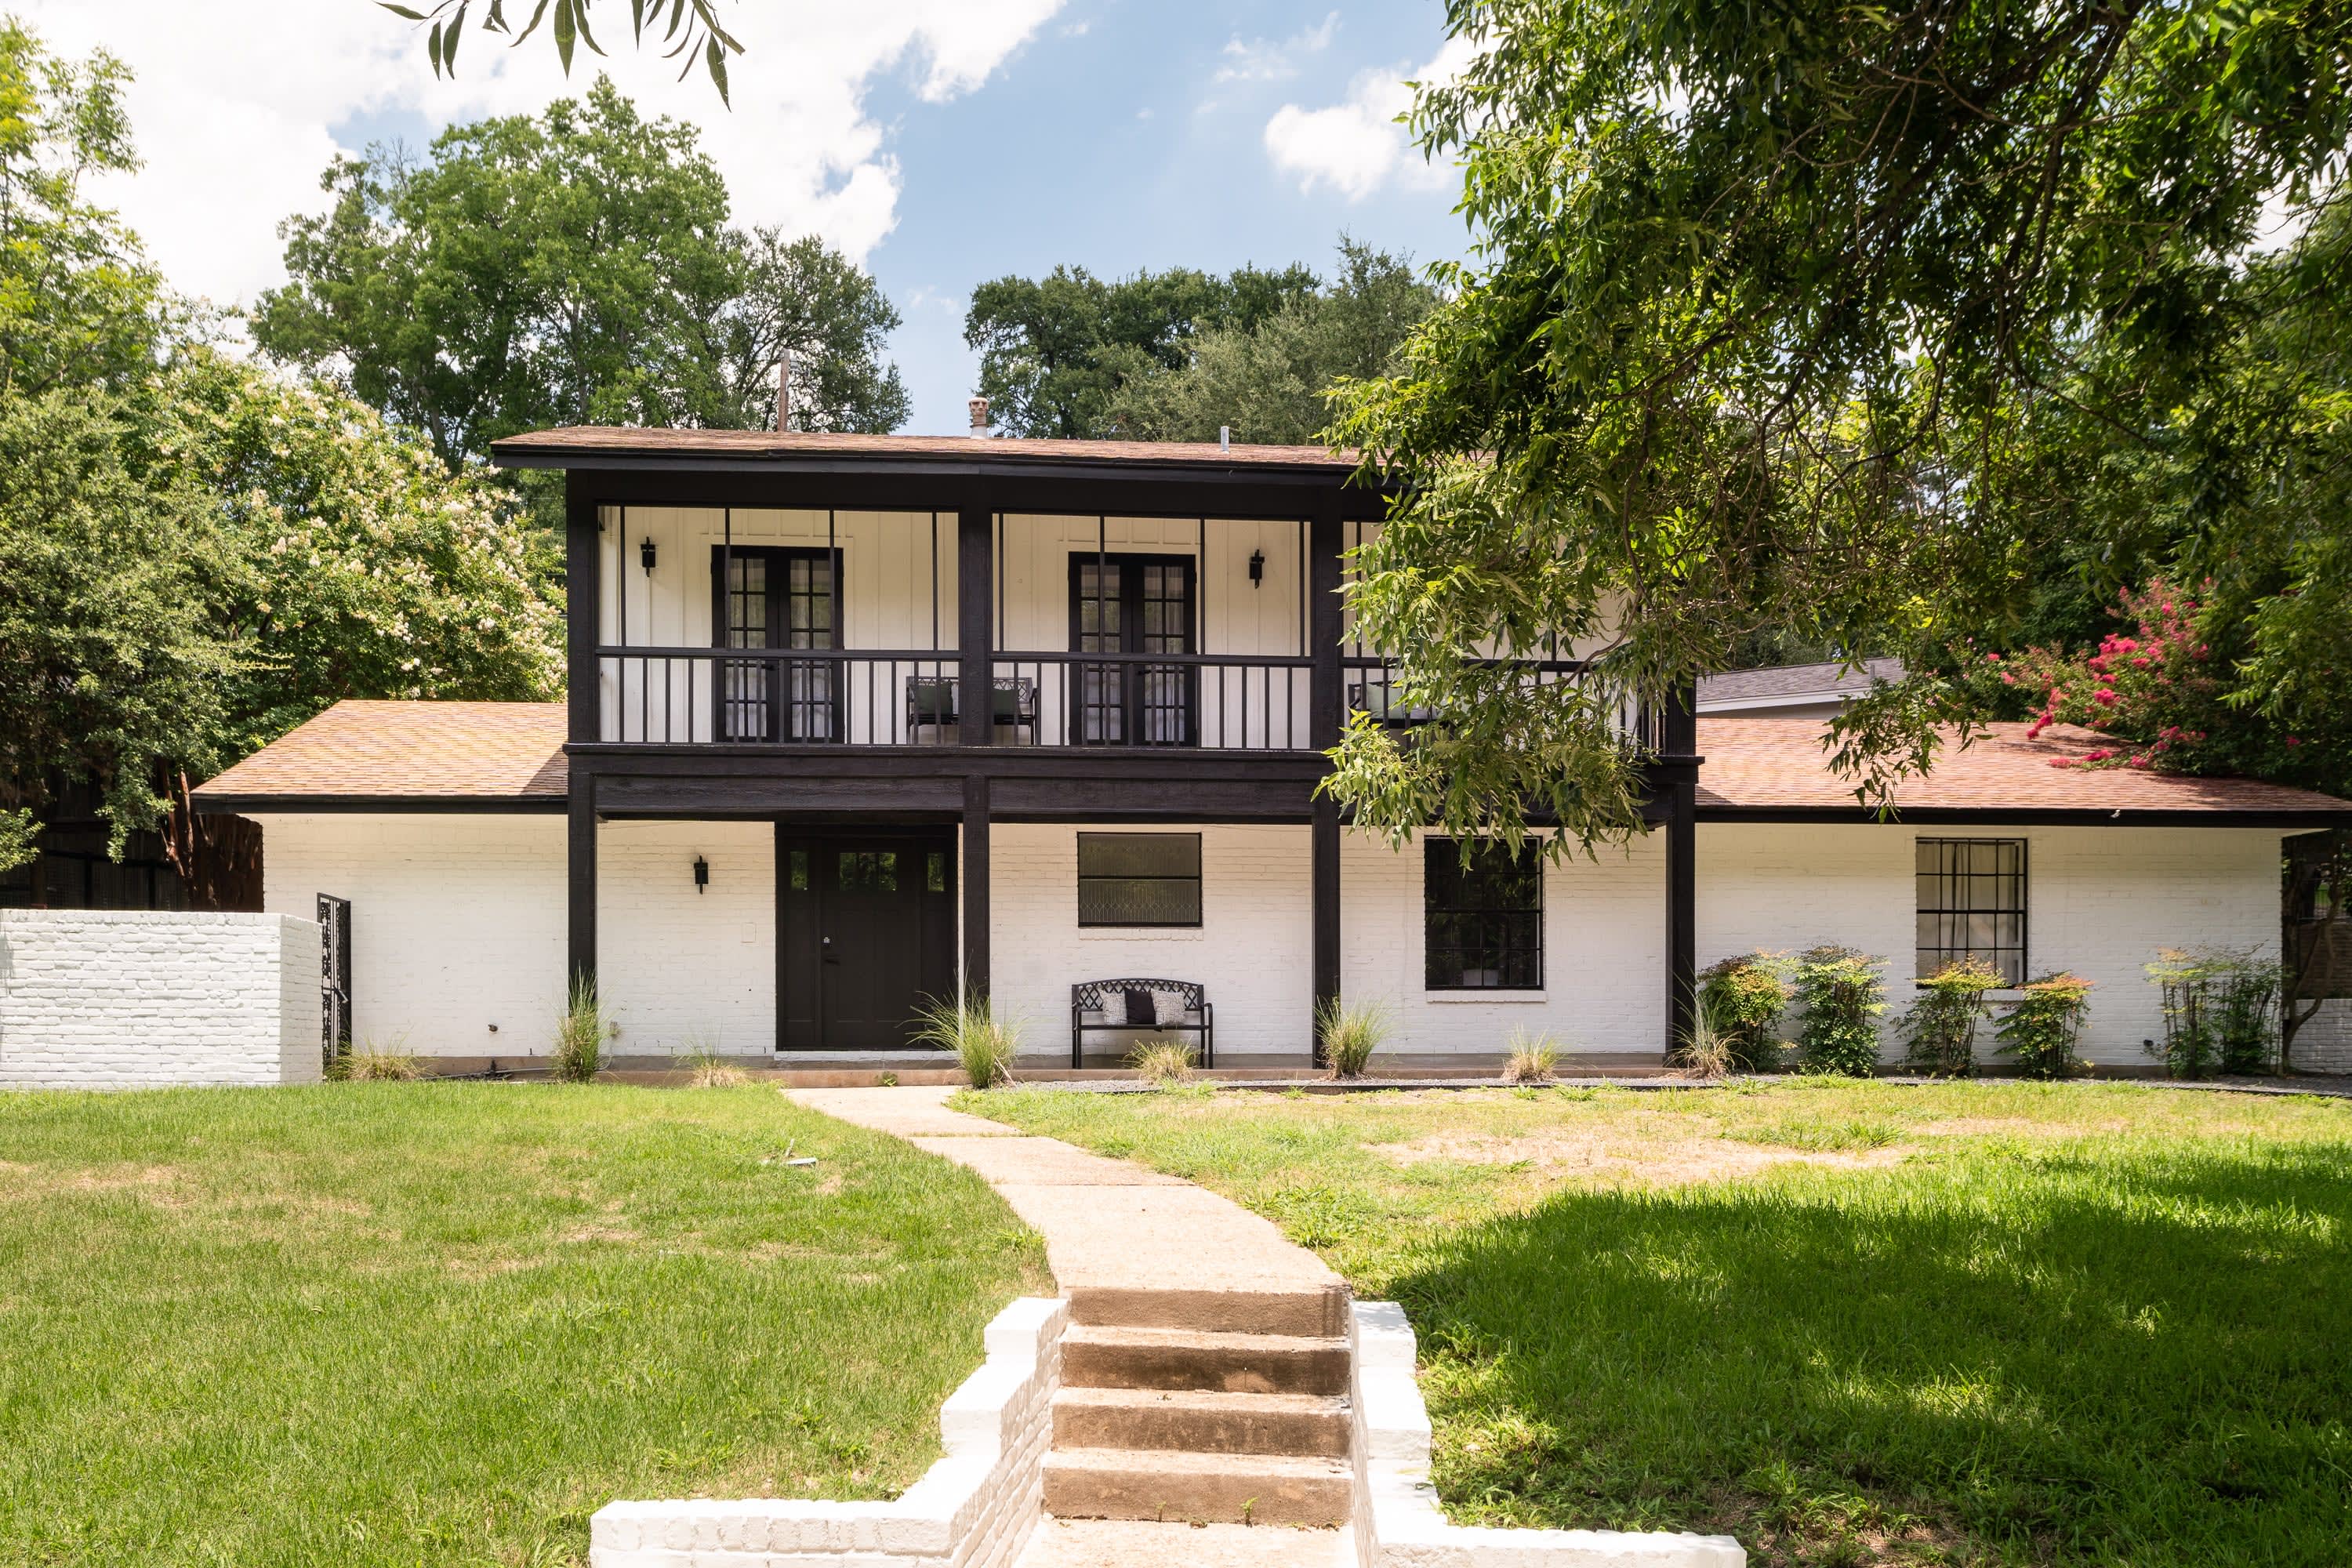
[
  {"xmin": 906, "ymin": 674, "xmax": 1038, "ymax": 743},
  {"xmin": 1069, "ymin": 978, "xmax": 1213, "ymax": 1069}
]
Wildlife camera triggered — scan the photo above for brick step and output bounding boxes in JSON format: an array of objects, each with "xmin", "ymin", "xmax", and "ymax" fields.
[
  {"xmin": 1041, "ymin": 1448, "xmax": 1352, "ymax": 1528},
  {"xmin": 1065, "ymin": 1284, "xmax": 1352, "ymax": 1339},
  {"xmin": 1058, "ymin": 1324, "xmax": 1351, "ymax": 1397},
  {"xmin": 1052, "ymin": 1386, "xmax": 1350, "ymax": 1458}
]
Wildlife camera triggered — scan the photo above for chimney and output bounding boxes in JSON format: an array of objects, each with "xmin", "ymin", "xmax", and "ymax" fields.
[
  {"xmin": 776, "ymin": 348, "xmax": 793, "ymax": 432},
  {"xmin": 968, "ymin": 396, "xmax": 991, "ymax": 438},
  {"xmin": 1219, "ymin": 425, "xmax": 1230, "ymax": 453}
]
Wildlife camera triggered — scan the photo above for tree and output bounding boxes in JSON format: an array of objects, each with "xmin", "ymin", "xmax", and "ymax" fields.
[
  {"xmin": 379, "ymin": 0, "xmax": 742, "ymax": 103},
  {"xmin": 1323, "ymin": 0, "xmax": 2352, "ymax": 852},
  {"xmin": 253, "ymin": 79, "xmax": 905, "ymax": 525},
  {"xmin": 1107, "ymin": 240, "xmax": 1439, "ymax": 445},
  {"xmin": 965, "ymin": 262, "xmax": 1318, "ymax": 437}
]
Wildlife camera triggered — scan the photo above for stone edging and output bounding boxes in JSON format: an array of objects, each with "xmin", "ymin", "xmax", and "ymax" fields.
[
  {"xmin": 588, "ymin": 1295, "xmax": 1067, "ymax": 1568},
  {"xmin": 1350, "ymin": 1301, "xmax": 1745, "ymax": 1568}
]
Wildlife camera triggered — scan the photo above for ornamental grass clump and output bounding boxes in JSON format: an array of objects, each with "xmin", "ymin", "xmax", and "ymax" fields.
[
  {"xmin": 913, "ymin": 994, "xmax": 1018, "ymax": 1088},
  {"xmin": 1996, "ymin": 972, "xmax": 2095, "ymax": 1079},
  {"xmin": 1900, "ymin": 960, "xmax": 2004, "ymax": 1076},
  {"xmin": 2147, "ymin": 948, "xmax": 2281, "ymax": 1078},
  {"xmin": 1791, "ymin": 946, "xmax": 1887, "ymax": 1076},
  {"xmin": 1670, "ymin": 1010, "xmax": 1734, "ymax": 1080},
  {"xmin": 1698, "ymin": 953, "xmax": 1790, "ymax": 1071},
  {"xmin": 1319, "ymin": 997, "xmax": 1391, "ymax": 1079},
  {"xmin": 1501, "ymin": 1026, "xmax": 1560, "ymax": 1083},
  {"xmin": 550, "ymin": 975, "xmax": 608, "ymax": 1083},
  {"xmin": 1127, "ymin": 1039, "xmax": 1198, "ymax": 1087}
]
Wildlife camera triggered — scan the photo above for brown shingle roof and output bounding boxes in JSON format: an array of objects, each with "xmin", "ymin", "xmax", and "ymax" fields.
[
  {"xmin": 1697, "ymin": 717, "xmax": 2352, "ymax": 820},
  {"xmin": 193, "ymin": 701, "xmax": 565, "ymax": 810},
  {"xmin": 490, "ymin": 426, "xmax": 1363, "ymax": 473}
]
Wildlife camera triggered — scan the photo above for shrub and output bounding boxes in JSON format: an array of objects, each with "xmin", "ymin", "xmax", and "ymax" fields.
[
  {"xmin": 1501, "ymin": 1026, "xmax": 1559, "ymax": 1084},
  {"xmin": 2147, "ymin": 948, "xmax": 2280, "ymax": 1078},
  {"xmin": 1900, "ymin": 960, "xmax": 2003, "ymax": 1076},
  {"xmin": 1791, "ymin": 946, "xmax": 1887, "ymax": 1076},
  {"xmin": 1671, "ymin": 1009, "xmax": 1733, "ymax": 1080},
  {"xmin": 1995, "ymin": 972, "xmax": 2095, "ymax": 1079},
  {"xmin": 550, "ymin": 975, "xmax": 608, "ymax": 1083},
  {"xmin": 1127, "ymin": 1039, "xmax": 1198, "ymax": 1086},
  {"xmin": 1319, "ymin": 997, "xmax": 1391, "ymax": 1078},
  {"xmin": 912, "ymin": 993, "xmax": 1018, "ymax": 1087},
  {"xmin": 1699, "ymin": 953, "xmax": 1790, "ymax": 1071}
]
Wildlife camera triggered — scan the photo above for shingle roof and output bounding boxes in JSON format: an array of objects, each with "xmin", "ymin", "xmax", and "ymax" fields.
[
  {"xmin": 1697, "ymin": 658, "xmax": 1906, "ymax": 708},
  {"xmin": 192, "ymin": 701, "xmax": 566, "ymax": 810},
  {"xmin": 1697, "ymin": 717, "xmax": 2352, "ymax": 821},
  {"xmin": 491, "ymin": 426, "xmax": 1363, "ymax": 474}
]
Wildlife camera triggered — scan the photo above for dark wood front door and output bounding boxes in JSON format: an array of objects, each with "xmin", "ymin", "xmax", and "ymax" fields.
[{"xmin": 777, "ymin": 829, "xmax": 956, "ymax": 1050}]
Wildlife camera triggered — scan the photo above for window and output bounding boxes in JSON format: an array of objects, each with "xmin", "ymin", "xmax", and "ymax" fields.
[
  {"xmin": 1077, "ymin": 833, "xmax": 1202, "ymax": 927},
  {"xmin": 1915, "ymin": 838, "xmax": 2027, "ymax": 985},
  {"xmin": 1424, "ymin": 839, "xmax": 1543, "ymax": 990}
]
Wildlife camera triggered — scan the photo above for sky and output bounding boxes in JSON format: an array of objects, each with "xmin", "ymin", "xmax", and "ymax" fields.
[{"xmin": 21, "ymin": 1, "xmax": 1475, "ymax": 434}]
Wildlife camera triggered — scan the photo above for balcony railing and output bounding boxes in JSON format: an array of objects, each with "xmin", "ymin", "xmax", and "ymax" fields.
[{"xmin": 592, "ymin": 648, "xmax": 1649, "ymax": 752}]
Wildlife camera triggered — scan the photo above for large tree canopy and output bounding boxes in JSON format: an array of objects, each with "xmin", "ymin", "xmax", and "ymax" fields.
[
  {"xmin": 1327, "ymin": 0, "xmax": 2352, "ymax": 851},
  {"xmin": 253, "ymin": 78, "xmax": 906, "ymax": 515}
]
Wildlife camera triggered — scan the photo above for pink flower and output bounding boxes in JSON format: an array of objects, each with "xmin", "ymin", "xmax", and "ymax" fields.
[
  {"xmin": 1986, "ymin": 652, "xmax": 2002, "ymax": 663},
  {"xmin": 2082, "ymin": 747, "xmax": 2115, "ymax": 762},
  {"xmin": 2286, "ymin": 735, "xmax": 2302, "ymax": 747},
  {"xmin": 2000, "ymin": 672, "xmax": 2016, "ymax": 685},
  {"xmin": 2093, "ymin": 688, "xmax": 2118, "ymax": 706},
  {"xmin": 2129, "ymin": 753, "xmax": 2153, "ymax": 768}
]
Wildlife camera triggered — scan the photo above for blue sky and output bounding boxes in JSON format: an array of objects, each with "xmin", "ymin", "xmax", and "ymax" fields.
[{"xmin": 26, "ymin": 0, "xmax": 1471, "ymax": 437}]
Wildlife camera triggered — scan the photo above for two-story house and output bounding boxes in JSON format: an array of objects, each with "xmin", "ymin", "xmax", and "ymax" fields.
[{"xmin": 193, "ymin": 419, "xmax": 2352, "ymax": 1074}]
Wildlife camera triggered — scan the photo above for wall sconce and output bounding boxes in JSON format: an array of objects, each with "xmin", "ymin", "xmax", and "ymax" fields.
[
  {"xmin": 1247, "ymin": 549, "xmax": 1265, "ymax": 587},
  {"xmin": 640, "ymin": 537, "xmax": 658, "ymax": 574},
  {"xmin": 693, "ymin": 855, "xmax": 710, "ymax": 894}
]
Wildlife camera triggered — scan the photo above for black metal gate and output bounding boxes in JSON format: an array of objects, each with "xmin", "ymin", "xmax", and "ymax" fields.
[{"xmin": 318, "ymin": 894, "xmax": 351, "ymax": 1072}]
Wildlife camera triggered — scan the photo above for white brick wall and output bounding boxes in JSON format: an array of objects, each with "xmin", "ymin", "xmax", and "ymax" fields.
[
  {"xmin": 599, "ymin": 819, "xmax": 776, "ymax": 1056},
  {"xmin": 2288, "ymin": 997, "xmax": 2352, "ymax": 1073},
  {"xmin": 259, "ymin": 813, "xmax": 568, "ymax": 1059},
  {"xmin": 1698, "ymin": 824, "xmax": 2288, "ymax": 1069},
  {"xmin": 0, "ymin": 910, "xmax": 323, "ymax": 1087}
]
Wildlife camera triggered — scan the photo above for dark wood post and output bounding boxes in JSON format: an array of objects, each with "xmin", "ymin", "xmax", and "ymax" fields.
[
  {"xmin": 1662, "ymin": 684, "xmax": 1699, "ymax": 1054},
  {"xmin": 565, "ymin": 476, "xmax": 600, "ymax": 987},
  {"xmin": 1308, "ymin": 497, "xmax": 1345, "ymax": 1059},
  {"xmin": 957, "ymin": 488, "xmax": 993, "ymax": 749},
  {"xmin": 961, "ymin": 774, "xmax": 991, "ymax": 1003}
]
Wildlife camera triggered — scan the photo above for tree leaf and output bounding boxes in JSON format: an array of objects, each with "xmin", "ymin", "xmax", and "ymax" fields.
[
  {"xmin": 630, "ymin": 0, "xmax": 647, "ymax": 43},
  {"xmin": 445, "ymin": 4, "xmax": 466, "ymax": 71},
  {"xmin": 706, "ymin": 34, "xmax": 729, "ymax": 108},
  {"xmin": 427, "ymin": 19, "xmax": 444, "ymax": 76},
  {"xmin": 377, "ymin": 4, "xmax": 430, "ymax": 20},
  {"xmin": 571, "ymin": 0, "xmax": 605, "ymax": 56},
  {"xmin": 512, "ymin": 0, "xmax": 552, "ymax": 44},
  {"xmin": 553, "ymin": 0, "xmax": 575, "ymax": 74}
]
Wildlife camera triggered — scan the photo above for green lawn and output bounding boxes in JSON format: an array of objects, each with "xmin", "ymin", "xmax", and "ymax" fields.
[
  {"xmin": 962, "ymin": 1079, "xmax": 2352, "ymax": 1567},
  {"xmin": 0, "ymin": 1083, "xmax": 1047, "ymax": 1568}
]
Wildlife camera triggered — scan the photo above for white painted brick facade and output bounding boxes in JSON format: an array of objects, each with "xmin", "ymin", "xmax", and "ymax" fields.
[
  {"xmin": 0, "ymin": 910, "xmax": 322, "ymax": 1087},
  {"xmin": 2288, "ymin": 997, "xmax": 2352, "ymax": 1073},
  {"xmin": 247, "ymin": 814, "xmax": 2298, "ymax": 1071}
]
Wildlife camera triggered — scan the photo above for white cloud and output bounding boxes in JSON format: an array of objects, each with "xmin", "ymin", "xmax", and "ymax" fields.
[
  {"xmin": 1214, "ymin": 11, "xmax": 1338, "ymax": 85},
  {"xmin": 14, "ymin": 0, "xmax": 1064, "ymax": 314},
  {"xmin": 1262, "ymin": 34, "xmax": 1475, "ymax": 201}
]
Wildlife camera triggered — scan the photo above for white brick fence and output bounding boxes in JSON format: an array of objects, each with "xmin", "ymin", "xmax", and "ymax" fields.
[{"xmin": 0, "ymin": 910, "xmax": 324, "ymax": 1087}]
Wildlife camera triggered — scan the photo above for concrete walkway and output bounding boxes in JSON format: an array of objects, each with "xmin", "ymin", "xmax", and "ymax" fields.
[{"xmin": 789, "ymin": 1085, "xmax": 1344, "ymax": 1307}]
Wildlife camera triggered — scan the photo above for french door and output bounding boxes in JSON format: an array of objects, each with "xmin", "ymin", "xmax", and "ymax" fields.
[
  {"xmin": 712, "ymin": 546, "xmax": 840, "ymax": 742},
  {"xmin": 776, "ymin": 829, "xmax": 957, "ymax": 1050},
  {"xmin": 1068, "ymin": 552, "xmax": 1196, "ymax": 746}
]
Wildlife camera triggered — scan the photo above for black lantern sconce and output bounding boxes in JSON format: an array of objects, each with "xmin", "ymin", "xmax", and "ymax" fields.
[
  {"xmin": 640, "ymin": 537, "xmax": 658, "ymax": 574},
  {"xmin": 1247, "ymin": 548, "xmax": 1265, "ymax": 587},
  {"xmin": 692, "ymin": 855, "xmax": 709, "ymax": 895}
]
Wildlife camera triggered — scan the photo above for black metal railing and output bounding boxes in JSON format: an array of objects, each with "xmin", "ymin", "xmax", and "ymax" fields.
[
  {"xmin": 1342, "ymin": 656, "xmax": 1653, "ymax": 749},
  {"xmin": 988, "ymin": 652, "xmax": 1314, "ymax": 750},
  {"xmin": 597, "ymin": 647, "xmax": 978, "ymax": 746}
]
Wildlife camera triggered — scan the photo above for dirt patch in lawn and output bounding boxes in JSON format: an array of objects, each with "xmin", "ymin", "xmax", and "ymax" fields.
[{"xmin": 1371, "ymin": 1129, "xmax": 1907, "ymax": 1187}]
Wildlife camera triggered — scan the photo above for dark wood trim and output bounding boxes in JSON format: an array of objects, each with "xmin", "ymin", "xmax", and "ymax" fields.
[
  {"xmin": 1664, "ymin": 687, "xmax": 1698, "ymax": 1053},
  {"xmin": 534, "ymin": 466, "xmax": 1389, "ymax": 524},
  {"xmin": 568, "ymin": 770, "xmax": 597, "ymax": 988},
  {"xmin": 1311, "ymin": 797, "xmax": 1340, "ymax": 1064},
  {"xmin": 962, "ymin": 773, "xmax": 990, "ymax": 1000},
  {"xmin": 959, "ymin": 488, "xmax": 993, "ymax": 748},
  {"xmin": 566, "ymin": 477, "xmax": 600, "ymax": 747},
  {"xmin": 1308, "ymin": 500, "xmax": 1344, "ymax": 750}
]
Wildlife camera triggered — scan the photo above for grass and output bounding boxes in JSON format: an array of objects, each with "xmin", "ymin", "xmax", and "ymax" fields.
[
  {"xmin": 0, "ymin": 1083, "xmax": 1048, "ymax": 1568},
  {"xmin": 959, "ymin": 1078, "xmax": 2352, "ymax": 1566}
]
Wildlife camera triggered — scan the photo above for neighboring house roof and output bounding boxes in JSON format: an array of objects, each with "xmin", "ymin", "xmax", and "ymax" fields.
[
  {"xmin": 490, "ymin": 426, "xmax": 1363, "ymax": 476},
  {"xmin": 1697, "ymin": 717, "xmax": 2352, "ymax": 824},
  {"xmin": 192, "ymin": 701, "xmax": 567, "ymax": 813},
  {"xmin": 1696, "ymin": 658, "xmax": 1906, "ymax": 713},
  {"xmin": 191, "ymin": 700, "xmax": 2352, "ymax": 825}
]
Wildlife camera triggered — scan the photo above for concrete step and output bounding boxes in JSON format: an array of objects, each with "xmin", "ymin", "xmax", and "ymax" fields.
[
  {"xmin": 1053, "ymin": 1387, "xmax": 1350, "ymax": 1458},
  {"xmin": 1065, "ymin": 1284, "xmax": 1351, "ymax": 1339},
  {"xmin": 1059, "ymin": 1325, "xmax": 1351, "ymax": 1397},
  {"xmin": 1015, "ymin": 1517, "xmax": 1352, "ymax": 1567},
  {"xmin": 1042, "ymin": 1448, "xmax": 1353, "ymax": 1528}
]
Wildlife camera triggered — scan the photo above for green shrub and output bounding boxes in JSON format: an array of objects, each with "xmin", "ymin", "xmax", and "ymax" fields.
[
  {"xmin": 912, "ymin": 993, "xmax": 1018, "ymax": 1087},
  {"xmin": 2147, "ymin": 948, "xmax": 2280, "ymax": 1078},
  {"xmin": 550, "ymin": 975, "xmax": 608, "ymax": 1083},
  {"xmin": 1995, "ymin": 972, "xmax": 2095, "ymax": 1079},
  {"xmin": 1899, "ymin": 960, "xmax": 2003, "ymax": 1076},
  {"xmin": 1791, "ymin": 946, "xmax": 1886, "ymax": 1076},
  {"xmin": 1698, "ymin": 953, "xmax": 1790, "ymax": 1071},
  {"xmin": 1318, "ymin": 997, "xmax": 1392, "ymax": 1078}
]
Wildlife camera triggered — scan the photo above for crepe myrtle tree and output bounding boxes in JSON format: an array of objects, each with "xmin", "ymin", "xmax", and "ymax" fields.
[{"xmin": 1322, "ymin": 0, "xmax": 2352, "ymax": 855}]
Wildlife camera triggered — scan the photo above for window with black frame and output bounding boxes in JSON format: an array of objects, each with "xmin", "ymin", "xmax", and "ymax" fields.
[
  {"xmin": 1915, "ymin": 837, "xmax": 2027, "ymax": 985},
  {"xmin": 1424, "ymin": 839, "xmax": 1543, "ymax": 990},
  {"xmin": 1076, "ymin": 833, "xmax": 1203, "ymax": 927}
]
